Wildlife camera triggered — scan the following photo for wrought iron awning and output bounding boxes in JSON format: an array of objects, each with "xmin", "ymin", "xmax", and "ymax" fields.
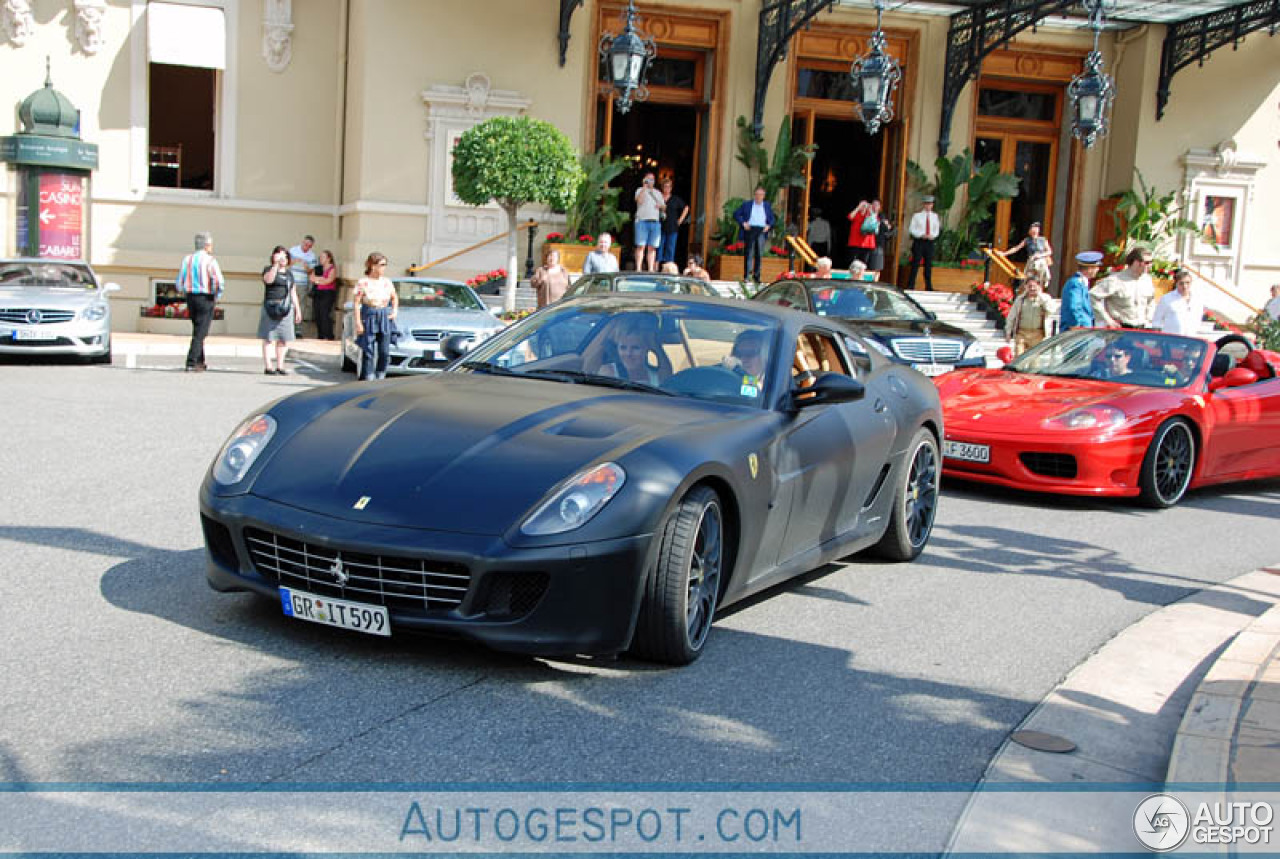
[
  {"xmin": 1157, "ymin": 1, "xmax": 1280, "ymax": 119},
  {"xmin": 753, "ymin": 1, "xmax": 842, "ymax": 138},
  {"xmin": 558, "ymin": 0, "xmax": 584, "ymax": 67}
]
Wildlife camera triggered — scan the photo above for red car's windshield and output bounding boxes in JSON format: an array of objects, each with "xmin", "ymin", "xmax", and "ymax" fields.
[{"xmin": 1011, "ymin": 329, "xmax": 1208, "ymax": 388}]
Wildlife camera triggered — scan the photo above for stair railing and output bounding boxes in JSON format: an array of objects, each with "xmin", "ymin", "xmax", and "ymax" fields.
[
  {"xmin": 980, "ymin": 245, "xmax": 1021, "ymax": 282},
  {"xmin": 786, "ymin": 235, "xmax": 819, "ymax": 268},
  {"xmin": 407, "ymin": 220, "xmax": 539, "ymax": 275},
  {"xmin": 1180, "ymin": 263, "xmax": 1260, "ymax": 320}
]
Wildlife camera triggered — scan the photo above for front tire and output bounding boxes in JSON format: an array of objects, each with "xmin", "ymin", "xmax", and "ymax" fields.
[
  {"xmin": 1139, "ymin": 419, "xmax": 1195, "ymax": 508},
  {"xmin": 871, "ymin": 428, "xmax": 939, "ymax": 561},
  {"xmin": 632, "ymin": 486, "xmax": 724, "ymax": 665}
]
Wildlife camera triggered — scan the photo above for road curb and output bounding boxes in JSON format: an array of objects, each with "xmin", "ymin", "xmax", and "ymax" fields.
[
  {"xmin": 1166, "ymin": 593, "xmax": 1280, "ymax": 785},
  {"xmin": 112, "ymin": 333, "xmax": 341, "ymax": 369},
  {"xmin": 945, "ymin": 564, "xmax": 1280, "ymax": 854}
]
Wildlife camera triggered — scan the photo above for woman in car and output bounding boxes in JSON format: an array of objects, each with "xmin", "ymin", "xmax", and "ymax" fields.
[{"xmin": 599, "ymin": 316, "xmax": 668, "ymax": 386}]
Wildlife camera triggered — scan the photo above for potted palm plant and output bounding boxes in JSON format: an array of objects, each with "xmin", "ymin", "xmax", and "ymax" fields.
[
  {"xmin": 551, "ymin": 147, "xmax": 629, "ymax": 272},
  {"xmin": 1101, "ymin": 169, "xmax": 1200, "ymax": 298}
]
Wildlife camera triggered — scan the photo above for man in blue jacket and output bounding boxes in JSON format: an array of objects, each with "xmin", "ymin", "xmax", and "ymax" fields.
[
  {"xmin": 1060, "ymin": 250, "xmax": 1102, "ymax": 331},
  {"xmin": 734, "ymin": 186, "xmax": 776, "ymax": 283}
]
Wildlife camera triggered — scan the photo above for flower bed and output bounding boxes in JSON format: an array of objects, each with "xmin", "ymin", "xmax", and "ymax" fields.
[
  {"xmin": 467, "ymin": 268, "xmax": 507, "ymax": 295},
  {"xmin": 140, "ymin": 304, "xmax": 225, "ymax": 320},
  {"xmin": 544, "ymin": 232, "xmax": 595, "ymax": 246},
  {"xmin": 970, "ymin": 282, "xmax": 1013, "ymax": 321}
]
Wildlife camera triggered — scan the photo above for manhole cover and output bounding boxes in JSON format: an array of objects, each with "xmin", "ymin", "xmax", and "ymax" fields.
[{"xmin": 1010, "ymin": 730, "xmax": 1076, "ymax": 753}]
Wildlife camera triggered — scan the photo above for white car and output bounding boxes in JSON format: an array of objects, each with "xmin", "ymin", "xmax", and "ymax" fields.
[
  {"xmin": 342, "ymin": 278, "xmax": 505, "ymax": 375},
  {"xmin": 0, "ymin": 258, "xmax": 119, "ymax": 363}
]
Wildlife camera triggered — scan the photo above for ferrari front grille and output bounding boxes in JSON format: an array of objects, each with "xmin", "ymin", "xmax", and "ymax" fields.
[
  {"xmin": 1020, "ymin": 452, "xmax": 1078, "ymax": 479},
  {"xmin": 0, "ymin": 308, "xmax": 75, "ymax": 324},
  {"xmin": 890, "ymin": 337, "xmax": 964, "ymax": 363},
  {"xmin": 243, "ymin": 528, "xmax": 471, "ymax": 615}
]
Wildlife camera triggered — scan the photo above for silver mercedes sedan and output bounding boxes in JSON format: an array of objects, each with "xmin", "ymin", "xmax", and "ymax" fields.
[
  {"xmin": 341, "ymin": 277, "xmax": 505, "ymax": 375},
  {"xmin": 0, "ymin": 259, "xmax": 119, "ymax": 362}
]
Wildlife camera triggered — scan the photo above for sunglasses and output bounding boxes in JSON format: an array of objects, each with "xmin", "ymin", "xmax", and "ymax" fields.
[
  {"xmin": 734, "ymin": 348, "xmax": 761, "ymax": 359},
  {"xmin": 1105, "ymin": 351, "xmax": 1128, "ymax": 360},
  {"xmin": 617, "ymin": 343, "xmax": 646, "ymax": 352}
]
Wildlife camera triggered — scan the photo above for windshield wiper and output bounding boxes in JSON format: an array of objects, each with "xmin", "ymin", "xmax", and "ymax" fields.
[
  {"xmin": 459, "ymin": 360, "xmax": 523, "ymax": 378},
  {"xmin": 525, "ymin": 368, "xmax": 674, "ymax": 396}
]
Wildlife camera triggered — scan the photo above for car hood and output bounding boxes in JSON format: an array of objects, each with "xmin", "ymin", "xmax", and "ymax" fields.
[
  {"xmin": 939, "ymin": 369, "xmax": 1156, "ymax": 431},
  {"xmin": 0, "ymin": 287, "xmax": 100, "ymax": 309},
  {"xmin": 841, "ymin": 316, "xmax": 973, "ymax": 341},
  {"xmin": 393, "ymin": 307, "xmax": 503, "ymax": 332},
  {"xmin": 251, "ymin": 374, "xmax": 741, "ymax": 535}
]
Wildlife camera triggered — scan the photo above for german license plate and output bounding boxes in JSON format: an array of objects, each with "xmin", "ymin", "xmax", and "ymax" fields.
[
  {"xmin": 914, "ymin": 363, "xmax": 955, "ymax": 377},
  {"xmin": 943, "ymin": 440, "xmax": 991, "ymax": 463},
  {"xmin": 14, "ymin": 328, "xmax": 57, "ymax": 341},
  {"xmin": 280, "ymin": 587, "xmax": 390, "ymax": 637}
]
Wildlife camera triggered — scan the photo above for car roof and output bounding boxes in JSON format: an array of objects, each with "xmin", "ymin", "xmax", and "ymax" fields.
[
  {"xmin": 772, "ymin": 278, "xmax": 901, "ymax": 292},
  {"xmin": 558, "ymin": 290, "xmax": 842, "ymax": 328},
  {"xmin": 0, "ymin": 257, "xmax": 94, "ymax": 270}
]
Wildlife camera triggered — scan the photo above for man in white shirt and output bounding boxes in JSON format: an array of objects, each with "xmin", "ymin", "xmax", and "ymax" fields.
[
  {"xmin": 583, "ymin": 233, "xmax": 620, "ymax": 274},
  {"xmin": 633, "ymin": 173, "xmax": 666, "ymax": 273},
  {"xmin": 1091, "ymin": 246, "xmax": 1156, "ymax": 328},
  {"xmin": 1151, "ymin": 269, "xmax": 1205, "ymax": 335},
  {"xmin": 1265, "ymin": 284, "xmax": 1280, "ymax": 321},
  {"xmin": 907, "ymin": 195, "xmax": 941, "ymax": 291},
  {"xmin": 732, "ymin": 186, "xmax": 776, "ymax": 283},
  {"xmin": 289, "ymin": 235, "xmax": 318, "ymax": 328}
]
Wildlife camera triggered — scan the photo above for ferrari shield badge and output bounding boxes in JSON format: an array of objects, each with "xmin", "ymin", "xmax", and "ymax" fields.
[
  {"xmin": 748, "ymin": 453, "xmax": 759, "ymax": 479},
  {"xmin": 353, "ymin": 496, "xmax": 372, "ymax": 510}
]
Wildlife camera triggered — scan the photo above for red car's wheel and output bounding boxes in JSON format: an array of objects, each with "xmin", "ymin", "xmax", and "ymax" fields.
[{"xmin": 1139, "ymin": 419, "xmax": 1196, "ymax": 508}]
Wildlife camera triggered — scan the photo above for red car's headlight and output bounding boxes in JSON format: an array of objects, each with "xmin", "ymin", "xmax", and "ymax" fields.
[{"xmin": 1043, "ymin": 405, "xmax": 1127, "ymax": 429}]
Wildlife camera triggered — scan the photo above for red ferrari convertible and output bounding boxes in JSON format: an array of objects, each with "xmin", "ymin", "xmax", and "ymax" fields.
[{"xmin": 935, "ymin": 329, "xmax": 1280, "ymax": 507}]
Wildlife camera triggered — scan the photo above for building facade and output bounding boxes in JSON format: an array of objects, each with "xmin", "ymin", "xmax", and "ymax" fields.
[{"xmin": 0, "ymin": 0, "xmax": 1276, "ymax": 335}]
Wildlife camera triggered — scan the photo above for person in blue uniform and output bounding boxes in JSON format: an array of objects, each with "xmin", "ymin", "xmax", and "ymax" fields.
[{"xmin": 1060, "ymin": 250, "xmax": 1103, "ymax": 332}]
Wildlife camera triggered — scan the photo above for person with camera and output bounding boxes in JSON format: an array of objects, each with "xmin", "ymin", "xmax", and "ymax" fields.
[
  {"xmin": 634, "ymin": 173, "xmax": 666, "ymax": 273},
  {"xmin": 260, "ymin": 245, "xmax": 302, "ymax": 375}
]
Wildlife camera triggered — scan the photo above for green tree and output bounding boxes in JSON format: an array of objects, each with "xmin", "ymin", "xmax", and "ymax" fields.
[
  {"xmin": 1105, "ymin": 169, "xmax": 1200, "ymax": 260},
  {"xmin": 452, "ymin": 116, "xmax": 583, "ymax": 311}
]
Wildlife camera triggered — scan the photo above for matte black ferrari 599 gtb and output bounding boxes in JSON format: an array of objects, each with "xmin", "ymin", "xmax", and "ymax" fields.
[{"xmin": 200, "ymin": 294, "xmax": 942, "ymax": 663}]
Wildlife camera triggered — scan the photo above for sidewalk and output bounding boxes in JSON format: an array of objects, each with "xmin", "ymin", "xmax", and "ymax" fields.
[
  {"xmin": 113, "ymin": 331, "xmax": 342, "ymax": 368},
  {"xmin": 947, "ymin": 563, "xmax": 1280, "ymax": 853}
]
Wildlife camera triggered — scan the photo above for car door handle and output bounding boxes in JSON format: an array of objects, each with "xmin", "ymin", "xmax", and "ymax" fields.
[{"xmin": 874, "ymin": 398, "xmax": 887, "ymax": 413}]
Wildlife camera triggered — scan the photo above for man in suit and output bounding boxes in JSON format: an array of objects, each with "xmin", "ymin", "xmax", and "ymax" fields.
[
  {"xmin": 907, "ymin": 195, "xmax": 941, "ymax": 291},
  {"xmin": 734, "ymin": 186, "xmax": 776, "ymax": 283}
]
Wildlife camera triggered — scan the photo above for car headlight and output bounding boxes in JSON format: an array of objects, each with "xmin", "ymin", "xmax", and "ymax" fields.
[
  {"xmin": 82, "ymin": 303, "xmax": 108, "ymax": 321},
  {"xmin": 1044, "ymin": 405, "xmax": 1126, "ymax": 429},
  {"xmin": 520, "ymin": 462, "xmax": 626, "ymax": 536},
  {"xmin": 213, "ymin": 414, "xmax": 277, "ymax": 484},
  {"xmin": 867, "ymin": 338, "xmax": 895, "ymax": 358},
  {"xmin": 963, "ymin": 340, "xmax": 985, "ymax": 360}
]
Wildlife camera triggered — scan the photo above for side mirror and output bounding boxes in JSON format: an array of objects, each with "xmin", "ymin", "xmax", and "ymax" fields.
[
  {"xmin": 490, "ymin": 306, "xmax": 503, "ymax": 316},
  {"xmin": 996, "ymin": 345, "xmax": 1015, "ymax": 365},
  {"xmin": 441, "ymin": 334, "xmax": 474, "ymax": 361},
  {"xmin": 1209, "ymin": 367, "xmax": 1258, "ymax": 391},
  {"xmin": 102, "ymin": 283, "xmax": 122, "ymax": 294},
  {"xmin": 792, "ymin": 372, "xmax": 866, "ymax": 409},
  {"xmin": 925, "ymin": 310, "xmax": 937, "ymax": 321}
]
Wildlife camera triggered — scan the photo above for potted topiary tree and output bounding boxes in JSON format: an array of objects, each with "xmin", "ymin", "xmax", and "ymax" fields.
[{"xmin": 452, "ymin": 116, "xmax": 583, "ymax": 311}]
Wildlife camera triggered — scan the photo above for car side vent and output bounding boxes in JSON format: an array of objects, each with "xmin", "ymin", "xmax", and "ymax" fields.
[
  {"xmin": 862, "ymin": 464, "xmax": 892, "ymax": 509},
  {"xmin": 1020, "ymin": 452, "xmax": 1078, "ymax": 479},
  {"xmin": 201, "ymin": 515, "xmax": 238, "ymax": 570},
  {"xmin": 479, "ymin": 572, "xmax": 550, "ymax": 619}
]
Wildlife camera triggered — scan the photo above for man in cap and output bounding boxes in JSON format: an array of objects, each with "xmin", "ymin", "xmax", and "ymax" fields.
[
  {"xmin": 1091, "ymin": 246, "xmax": 1156, "ymax": 328},
  {"xmin": 907, "ymin": 195, "xmax": 941, "ymax": 291},
  {"xmin": 1060, "ymin": 251, "xmax": 1102, "ymax": 332}
]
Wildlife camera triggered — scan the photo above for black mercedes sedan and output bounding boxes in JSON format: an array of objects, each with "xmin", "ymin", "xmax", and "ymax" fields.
[
  {"xmin": 200, "ymin": 294, "xmax": 941, "ymax": 664},
  {"xmin": 753, "ymin": 278, "xmax": 986, "ymax": 377}
]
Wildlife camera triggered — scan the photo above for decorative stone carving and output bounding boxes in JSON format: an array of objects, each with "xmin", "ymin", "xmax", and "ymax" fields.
[
  {"xmin": 1, "ymin": 0, "xmax": 35, "ymax": 46},
  {"xmin": 262, "ymin": 0, "xmax": 293, "ymax": 73},
  {"xmin": 73, "ymin": 0, "xmax": 106, "ymax": 55},
  {"xmin": 1179, "ymin": 140, "xmax": 1268, "ymax": 301}
]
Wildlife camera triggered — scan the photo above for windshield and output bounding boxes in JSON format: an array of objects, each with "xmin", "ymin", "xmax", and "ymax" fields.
[
  {"xmin": 458, "ymin": 297, "xmax": 780, "ymax": 408},
  {"xmin": 1011, "ymin": 329, "xmax": 1208, "ymax": 388},
  {"xmin": 0, "ymin": 262, "xmax": 96, "ymax": 290},
  {"xmin": 395, "ymin": 280, "xmax": 484, "ymax": 310},
  {"xmin": 567, "ymin": 275, "xmax": 714, "ymax": 298},
  {"xmin": 804, "ymin": 283, "xmax": 928, "ymax": 321}
]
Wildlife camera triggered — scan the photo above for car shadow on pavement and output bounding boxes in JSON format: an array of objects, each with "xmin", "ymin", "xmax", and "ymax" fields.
[{"xmin": 924, "ymin": 523, "xmax": 1277, "ymax": 615}]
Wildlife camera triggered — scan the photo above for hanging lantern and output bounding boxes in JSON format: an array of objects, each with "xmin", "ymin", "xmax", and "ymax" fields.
[
  {"xmin": 1068, "ymin": 0, "xmax": 1115, "ymax": 148},
  {"xmin": 599, "ymin": 1, "xmax": 656, "ymax": 114},
  {"xmin": 849, "ymin": 0, "xmax": 902, "ymax": 135}
]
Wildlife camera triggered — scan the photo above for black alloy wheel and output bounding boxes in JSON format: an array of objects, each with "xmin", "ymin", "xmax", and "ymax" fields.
[
  {"xmin": 1139, "ymin": 419, "xmax": 1196, "ymax": 508},
  {"xmin": 872, "ymin": 428, "xmax": 939, "ymax": 561},
  {"xmin": 632, "ymin": 486, "xmax": 724, "ymax": 665}
]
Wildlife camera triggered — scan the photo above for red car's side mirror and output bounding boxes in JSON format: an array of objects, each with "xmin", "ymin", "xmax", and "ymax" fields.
[
  {"xmin": 996, "ymin": 345, "xmax": 1014, "ymax": 365},
  {"xmin": 1209, "ymin": 367, "xmax": 1258, "ymax": 391}
]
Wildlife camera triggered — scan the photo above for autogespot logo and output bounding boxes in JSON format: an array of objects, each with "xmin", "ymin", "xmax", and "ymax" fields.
[{"xmin": 1134, "ymin": 794, "xmax": 1190, "ymax": 851}]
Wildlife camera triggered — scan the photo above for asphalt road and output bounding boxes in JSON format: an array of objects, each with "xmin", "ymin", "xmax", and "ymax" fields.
[{"xmin": 2, "ymin": 356, "xmax": 1278, "ymax": 836}]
